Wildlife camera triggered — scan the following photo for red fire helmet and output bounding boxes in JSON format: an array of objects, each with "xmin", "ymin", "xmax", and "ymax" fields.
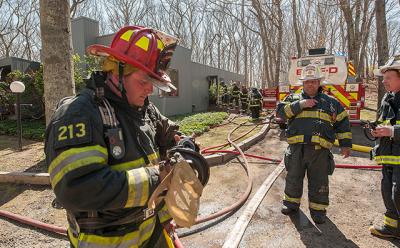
[{"xmin": 87, "ymin": 26, "xmax": 178, "ymax": 92}]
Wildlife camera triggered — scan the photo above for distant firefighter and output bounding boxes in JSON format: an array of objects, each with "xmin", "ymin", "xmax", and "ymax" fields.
[
  {"xmin": 249, "ymin": 87, "xmax": 262, "ymax": 119},
  {"xmin": 221, "ymin": 82, "xmax": 230, "ymax": 108},
  {"xmin": 230, "ymin": 82, "xmax": 240, "ymax": 108},
  {"xmin": 240, "ymin": 85, "xmax": 249, "ymax": 114}
]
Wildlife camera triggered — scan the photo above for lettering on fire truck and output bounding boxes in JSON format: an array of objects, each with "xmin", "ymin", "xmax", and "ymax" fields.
[{"xmin": 296, "ymin": 67, "xmax": 338, "ymax": 75}]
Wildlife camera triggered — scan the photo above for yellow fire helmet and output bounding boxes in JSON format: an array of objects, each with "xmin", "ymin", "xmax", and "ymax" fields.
[{"xmin": 148, "ymin": 153, "xmax": 204, "ymax": 228}]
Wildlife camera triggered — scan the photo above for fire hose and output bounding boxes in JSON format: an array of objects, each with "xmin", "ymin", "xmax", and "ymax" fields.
[
  {"xmin": 202, "ymin": 150, "xmax": 382, "ymax": 169},
  {"xmin": 0, "ymin": 120, "xmax": 256, "ymax": 245},
  {"xmin": 177, "ymin": 119, "xmax": 260, "ymax": 238},
  {"xmin": 0, "ymin": 115, "xmax": 382, "ymax": 245}
]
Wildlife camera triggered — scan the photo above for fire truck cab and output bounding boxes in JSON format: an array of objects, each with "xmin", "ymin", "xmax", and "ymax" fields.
[{"xmin": 265, "ymin": 48, "xmax": 365, "ymax": 127}]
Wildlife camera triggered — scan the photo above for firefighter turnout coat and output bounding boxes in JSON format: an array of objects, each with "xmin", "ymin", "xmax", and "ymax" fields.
[
  {"xmin": 372, "ymin": 92, "xmax": 400, "ymax": 231},
  {"xmin": 45, "ymin": 82, "xmax": 178, "ymax": 247},
  {"xmin": 373, "ymin": 92, "xmax": 400, "ymax": 165},
  {"xmin": 277, "ymin": 90, "xmax": 352, "ymax": 149},
  {"xmin": 277, "ymin": 89, "xmax": 351, "ymax": 212}
]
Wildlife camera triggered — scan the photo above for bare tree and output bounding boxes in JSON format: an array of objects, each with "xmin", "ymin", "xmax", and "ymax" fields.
[
  {"xmin": 375, "ymin": 0, "xmax": 389, "ymax": 106},
  {"xmin": 338, "ymin": 0, "xmax": 375, "ymax": 78},
  {"xmin": 291, "ymin": 0, "xmax": 301, "ymax": 58},
  {"xmin": 0, "ymin": 0, "xmax": 26, "ymax": 57},
  {"xmin": 40, "ymin": 0, "xmax": 75, "ymax": 124},
  {"xmin": 250, "ymin": 0, "xmax": 270, "ymax": 87},
  {"xmin": 16, "ymin": 0, "xmax": 40, "ymax": 60},
  {"xmin": 106, "ymin": 0, "xmax": 150, "ymax": 32},
  {"xmin": 70, "ymin": 0, "xmax": 86, "ymax": 18},
  {"xmin": 4, "ymin": 0, "xmax": 399, "ymax": 91}
]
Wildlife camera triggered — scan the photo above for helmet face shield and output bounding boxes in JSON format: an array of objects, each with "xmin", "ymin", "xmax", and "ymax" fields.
[{"xmin": 135, "ymin": 70, "xmax": 176, "ymax": 92}]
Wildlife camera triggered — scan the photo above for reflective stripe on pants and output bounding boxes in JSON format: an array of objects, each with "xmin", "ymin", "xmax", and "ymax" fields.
[
  {"xmin": 381, "ymin": 165, "xmax": 400, "ymax": 231},
  {"xmin": 283, "ymin": 144, "xmax": 330, "ymax": 210}
]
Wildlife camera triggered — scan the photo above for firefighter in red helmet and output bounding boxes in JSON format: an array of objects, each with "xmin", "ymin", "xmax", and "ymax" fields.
[{"xmin": 45, "ymin": 26, "xmax": 180, "ymax": 247}]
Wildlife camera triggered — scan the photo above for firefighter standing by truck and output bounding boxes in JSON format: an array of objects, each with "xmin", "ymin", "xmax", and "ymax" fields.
[
  {"xmin": 45, "ymin": 26, "xmax": 181, "ymax": 248},
  {"xmin": 276, "ymin": 64, "xmax": 351, "ymax": 224},
  {"xmin": 249, "ymin": 87, "xmax": 262, "ymax": 119},
  {"xmin": 369, "ymin": 54, "xmax": 400, "ymax": 239}
]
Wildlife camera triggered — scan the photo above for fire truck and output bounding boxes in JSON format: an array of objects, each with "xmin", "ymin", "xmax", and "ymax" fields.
[{"xmin": 262, "ymin": 48, "xmax": 365, "ymax": 126}]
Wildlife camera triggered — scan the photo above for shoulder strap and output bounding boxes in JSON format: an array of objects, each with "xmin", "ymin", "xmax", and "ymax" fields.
[
  {"xmin": 98, "ymin": 98, "xmax": 126, "ymax": 160},
  {"xmin": 387, "ymin": 98, "xmax": 399, "ymax": 125}
]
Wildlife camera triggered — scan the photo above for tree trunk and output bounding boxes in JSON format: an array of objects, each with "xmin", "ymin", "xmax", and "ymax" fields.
[
  {"xmin": 241, "ymin": 0, "xmax": 248, "ymax": 83},
  {"xmin": 40, "ymin": 0, "xmax": 75, "ymax": 125},
  {"xmin": 291, "ymin": 0, "xmax": 301, "ymax": 58},
  {"xmin": 375, "ymin": 0, "xmax": 389, "ymax": 109},
  {"xmin": 251, "ymin": 0, "xmax": 270, "ymax": 87},
  {"xmin": 272, "ymin": 0, "xmax": 283, "ymax": 86}
]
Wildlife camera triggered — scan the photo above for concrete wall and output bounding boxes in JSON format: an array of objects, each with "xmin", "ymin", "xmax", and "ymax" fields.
[
  {"xmin": 71, "ymin": 17, "xmax": 245, "ymax": 116},
  {"xmin": 190, "ymin": 62, "xmax": 245, "ymax": 113},
  {"xmin": 150, "ymin": 47, "xmax": 245, "ymax": 115},
  {"xmin": 0, "ymin": 57, "xmax": 40, "ymax": 79},
  {"xmin": 71, "ymin": 17, "xmax": 99, "ymax": 60},
  {"xmin": 149, "ymin": 46, "xmax": 193, "ymax": 116}
]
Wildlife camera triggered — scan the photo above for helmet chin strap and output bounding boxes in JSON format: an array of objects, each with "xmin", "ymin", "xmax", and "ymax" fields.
[{"xmin": 118, "ymin": 62, "xmax": 130, "ymax": 105}]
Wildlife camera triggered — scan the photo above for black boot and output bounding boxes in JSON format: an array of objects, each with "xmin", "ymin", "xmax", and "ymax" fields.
[
  {"xmin": 369, "ymin": 225, "xmax": 400, "ymax": 239},
  {"xmin": 281, "ymin": 205, "xmax": 299, "ymax": 215},
  {"xmin": 310, "ymin": 210, "xmax": 326, "ymax": 224}
]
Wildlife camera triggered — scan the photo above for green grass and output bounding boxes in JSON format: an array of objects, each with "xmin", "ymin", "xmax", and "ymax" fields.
[
  {"xmin": 0, "ymin": 111, "xmax": 229, "ymax": 141},
  {"xmin": 0, "ymin": 119, "xmax": 46, "ymax": 140},
  {"xmin": 172, "ymin": 112, "xmax": 229, "ymax": 135}
]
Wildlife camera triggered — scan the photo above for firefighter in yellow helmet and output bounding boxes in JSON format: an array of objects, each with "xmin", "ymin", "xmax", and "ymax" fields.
[
  {"xmin": 45, "ymin": 26, "xmax": 181, "ymax": 247},
  {"xmin": 276, "ymin": 64, "xmax": 351, "ymax": 224},
  {"xmin": 369, "ymin": 54, "xmax": 400, "ymax": 239}
]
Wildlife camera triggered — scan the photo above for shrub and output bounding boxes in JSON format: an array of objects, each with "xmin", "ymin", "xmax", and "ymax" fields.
[
  {"xmin": 0, "ymin": 119, "xmax": 46, "ymax": 140},
  {"xmin": 0, "ymin": 54, "xmax": 102, "ymax": 120},
  {"xmin": 177, "ymin": 112, "xmax": 228, "ymax": 135},
  {"xmin": 0, "ymin": 112, "xmax": 228, "ymax": 141}
]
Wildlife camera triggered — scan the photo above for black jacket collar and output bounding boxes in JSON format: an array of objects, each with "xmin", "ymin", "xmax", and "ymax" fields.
[{"xmin": 104, "ymin": 84, "xmax": 149, "ymax": 120}]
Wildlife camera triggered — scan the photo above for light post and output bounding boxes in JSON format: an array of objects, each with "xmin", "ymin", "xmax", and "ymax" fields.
[{"xmin": 10, "ymin": 81, "xmax": 25, "ymax": 151}]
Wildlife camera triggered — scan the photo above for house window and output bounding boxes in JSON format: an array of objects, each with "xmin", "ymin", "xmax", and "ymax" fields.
[{"xmin": 159, "ymin": 69, "xmax": 179, "ymax": 97}]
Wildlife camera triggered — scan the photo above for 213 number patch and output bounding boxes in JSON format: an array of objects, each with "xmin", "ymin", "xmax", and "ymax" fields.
[
  {"xmin": 58, "ymin": 123, "xmax": 86, "ymax": 141},
  {"xmin": 53, "ymin": 117, "xmax": 92, "ymax": 149}
]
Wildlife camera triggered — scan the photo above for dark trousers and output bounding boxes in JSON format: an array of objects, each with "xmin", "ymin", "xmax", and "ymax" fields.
[
  {"xmin": 222, "ymin": 95, "xmax": 230, "ymax": 106},
  {"xmin": 241, "ymin": 102, "xmax": 248, "ymax": 112},
  {"xmin": 231, "ymin": 96, "xmax": 239, "ymax": 107},
  {"xmin": 381, "ymin": 165, "xmax": 400, "ymax": 231},
  {"xmin": 250, "ymin": 107, "xmax": 260, "ymax": 119},
  {"xmin": 283, "ymin": 144, "xmax": 334, "ymax": 214}
]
